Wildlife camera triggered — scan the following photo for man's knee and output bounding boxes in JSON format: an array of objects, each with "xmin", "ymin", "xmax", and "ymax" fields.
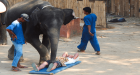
[
  {"xmin": 54, "ymin": 63, "xmax": 57, "ymax": 66},
  {"xmin": 64, "ymin": 52, "xmax": 68, "ymax": 54},
  {"xmin": 43, "ymin": 61, "xmax": 48, "ymax": 65},
  {"xmin": 17, "ymin": 51, "xmax": 23, "ymax": 56}
]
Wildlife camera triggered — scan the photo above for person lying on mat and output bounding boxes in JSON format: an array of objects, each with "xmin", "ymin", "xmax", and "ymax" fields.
[{"xmin": 32, "ymin": 52, "xmax": 79, "ymax": 72}]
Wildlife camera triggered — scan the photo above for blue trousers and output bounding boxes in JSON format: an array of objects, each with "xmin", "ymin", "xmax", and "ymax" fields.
[
  {"xmin": 12, "ymin": 41, "xmax": 23, "ymax": 67},
  {"xmin": 77, "ymin": 30, "xmax": 100, "ymax": 51}
]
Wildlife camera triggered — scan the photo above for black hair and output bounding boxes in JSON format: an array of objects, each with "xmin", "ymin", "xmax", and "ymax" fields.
[
  {"xmin": 83, "ymin": 7, "xmax": 91, "ymax": 14},
  {"xmin": 18, "ymin": 16, "xmax": 22, "ymax": 18}
]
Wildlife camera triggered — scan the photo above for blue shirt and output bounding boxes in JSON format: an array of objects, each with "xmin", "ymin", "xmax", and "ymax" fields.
[
  {"xmin": 83, "ymin": 13, "xmax": 97, "ymax": 33},
  {"xmin": 6, "ymin": 20, "xmax": 25, "ymax": 44}
]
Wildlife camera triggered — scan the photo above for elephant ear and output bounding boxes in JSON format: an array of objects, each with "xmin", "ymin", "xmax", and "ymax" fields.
[{"xmin": 30, "ymin": 7, "xmax": 41, "ymax": 26}]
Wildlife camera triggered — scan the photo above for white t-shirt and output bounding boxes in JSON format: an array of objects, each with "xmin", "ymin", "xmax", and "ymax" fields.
[
  {"xmin": 64, "ymin": 57, "xmax": 79, "ymax": 65},
  {"xmin": 0, "ymin": 2, "xmax": 6, "ymax": 13}
]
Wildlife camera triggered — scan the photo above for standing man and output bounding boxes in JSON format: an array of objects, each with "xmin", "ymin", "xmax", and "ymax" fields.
[
  {"xmin": 6, "ymin": 13, "xmax": 29, "ymax": 71},
  {"xmin": 77, "ymin": 7, "xmax": 100, "ymax": 55}
]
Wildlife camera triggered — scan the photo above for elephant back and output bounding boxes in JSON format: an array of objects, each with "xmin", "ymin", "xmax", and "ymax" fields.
[{"xmin": 6, "ymin": 0, "xmax": 51, "ymax": 25}]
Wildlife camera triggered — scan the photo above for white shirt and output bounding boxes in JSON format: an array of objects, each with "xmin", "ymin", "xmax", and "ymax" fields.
[{"xmin": 64, "ymin": 57, "xmax": 79, "ymax": 65}]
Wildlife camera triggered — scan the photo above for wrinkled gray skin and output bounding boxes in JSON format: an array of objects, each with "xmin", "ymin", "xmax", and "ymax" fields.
[{"xmin": 5, "ymin": 0, "xmax": 76, "ymax": 64}]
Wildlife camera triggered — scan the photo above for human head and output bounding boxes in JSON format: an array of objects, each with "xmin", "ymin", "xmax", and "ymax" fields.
[
  {"xmin": 83, "ymin": 7, "xmax": 91, "ymax": 15},
  {"xmin": 19, "ymin": 13, "xmax": 29, "ymax": 22}
]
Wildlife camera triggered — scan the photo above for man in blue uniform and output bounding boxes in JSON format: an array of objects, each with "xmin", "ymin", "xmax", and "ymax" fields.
[
  {"xmin": 6, "ymin": 13, "xmax": 29, "ymax": 71},
  {"xmin": 77, "ymin": 7, "xmax": 100, "ymax": 55}
]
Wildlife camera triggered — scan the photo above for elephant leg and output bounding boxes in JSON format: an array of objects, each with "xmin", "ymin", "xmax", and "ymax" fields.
[
  {"xmin": 27, "ymin": 37, "xmax": 50, "ymax": 64},
  {"xmin": 8, "ymin": 45, "xmax": 24, "ymax": 62},
  {"xmin": 42, "ymin": 35, "xmax": 51, "ymax": 60},
  {"xmin": 8, "ymin": 45, "xmax": 14, "ymax": 60},
  {"xmin": 47, "ymin": 28, "xmax": 60, "ymax": 63}
]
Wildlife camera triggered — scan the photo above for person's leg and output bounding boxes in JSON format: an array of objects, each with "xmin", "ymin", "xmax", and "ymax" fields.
[
  {"xmin": 32, "ymin": 61, "xmax": 49, "ymax": 71},
  {"xmin": 90, "ymin": 33, "xmax": 100, "ymax": 55},
  {"xmin": 77, "ymin": 38, "xmax": 89, "ymax": 51},
  {"xmin": 51, "ymin": 63, "xmax": 58, "ymax": 71},
  {"xmin": 77, "ymin": 28, "xmax": 90, "ymax": 51},
  {"xmin": 38, "ymin": 61, "xmax": 49, "ymax": 71},
  {"xmin": 11, "ymin": 42, "xmax": 23, "ymax": 71},
  {"xmin": 17, "ymin": 61, "xmax": 28, "ymax": 68}
]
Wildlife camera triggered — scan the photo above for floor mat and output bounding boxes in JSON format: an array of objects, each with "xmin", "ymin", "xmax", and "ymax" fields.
[{"xmin": 29, "ymin": 61, "xmax": 81, "ymax": 74}]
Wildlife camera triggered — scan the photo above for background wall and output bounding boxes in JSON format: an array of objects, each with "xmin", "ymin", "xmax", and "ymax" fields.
[
  {"xmin": 7, "ymin": 0, "xmax": 107, "ymax": 27},
  {"xmin": 106, "ymin": 0, "xmax": 140, "ymax": 17}
]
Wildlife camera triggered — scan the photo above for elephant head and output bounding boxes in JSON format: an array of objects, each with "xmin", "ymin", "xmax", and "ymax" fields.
[
  {"xmin": 63, "ymin": 9, "xmax": 78, "ymax": 25},
  {"xmin": 30, "ymin": 6, "xmax": 78, "ymax": 27}
]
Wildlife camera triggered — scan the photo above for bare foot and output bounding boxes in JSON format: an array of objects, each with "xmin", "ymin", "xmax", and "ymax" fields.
[
  {"xmin": 51, "ymin": 63, "xmax": 57, "ymax": 71},
  {"xmin": 96, "ymin": 51, "xmax": 100, "ymax": 55},
  {"xmin": 35, "ymin": 65, "xmax": 39, "ymax": 71}
]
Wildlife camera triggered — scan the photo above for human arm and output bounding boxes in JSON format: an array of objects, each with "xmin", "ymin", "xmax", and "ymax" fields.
[
  {"xmin": 84, "ymin": 17, "xmax": 94, "ymax": 36},
  {"xmin": 25, "ymin": 40, "xmax": 27, "ymax": 44},
  {"xmin": 87, "ymin": 25, "xmax": 94, "ymax": 36},
  {"xmin": 6, "ymin": 29, "xmax": 17, "ymax": 41},
  {"xmin": 6, "ymin": 22, "xmax": 17, "ymax": 41}
]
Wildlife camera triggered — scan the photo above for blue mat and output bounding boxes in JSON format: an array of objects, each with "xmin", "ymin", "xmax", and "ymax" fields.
[{"xmin": 29, "ymin": 61, "xmax": 81, "ymax": 74}]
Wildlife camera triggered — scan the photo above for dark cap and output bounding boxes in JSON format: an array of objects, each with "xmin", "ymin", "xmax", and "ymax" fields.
[{"xmin": 20, "ymin": 13, "xmax": 29, "ymax": 22}]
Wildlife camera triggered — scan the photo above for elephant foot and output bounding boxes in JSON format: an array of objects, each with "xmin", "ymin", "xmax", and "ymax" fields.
[
  {"xmin": 8, "ymin": 54, "xmax": 14, "ymax": 60},
  {"xmin": 0, "ymin": 42, "xmax": 7, "ymax": 45},
  {"xmin": 8, "ymin": 54, "xmax": 24, "ymax": 62},
  {"xmin": 0, "ymin": 40, "xmax": 7, "ymax": 45},
  {"xmin": 39, "ymin": 55, "xmax": 50, "ymax": 65},
  {"xmin": 19, "ymin": 56, "xmax": 24, "ymax": 62},
  {"xmin": 0, "ymin": 25, "xmax": 7, "ymax": 45}
]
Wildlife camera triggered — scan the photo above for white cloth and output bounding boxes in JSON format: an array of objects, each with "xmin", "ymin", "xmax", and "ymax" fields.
[
  {"xmin": 0, "ymin": 2, "xmax": 6, "ymax": 13},
  {"xmin": 64, "ymin": 57, "xmax": 79, "ymax": 65}
]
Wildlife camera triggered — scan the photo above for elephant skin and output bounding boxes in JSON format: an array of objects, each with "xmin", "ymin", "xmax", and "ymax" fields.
[{"xmin": 5, "ymin": 0, "xmax": 77, "ymax": 64}]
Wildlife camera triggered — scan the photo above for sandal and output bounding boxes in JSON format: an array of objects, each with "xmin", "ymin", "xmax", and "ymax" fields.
[
  {"xmin": 47, "ymin": 63, "xmax": 54, "ymax": 72},
  {"xmin": 32, "ymin": 63, "xmax": 39, "ymax": 71},
  {"xmin": 77, "ymin": 50, "xmax": 85, "ymax": 52},
  {"xmin": 11, "ymin": 67, "xmax": 21, "ymax": 72}
]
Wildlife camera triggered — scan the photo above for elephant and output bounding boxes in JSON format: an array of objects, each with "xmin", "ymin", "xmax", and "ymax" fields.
[
  {"xmin": 5, "ymin": 0, "xmax": 77, "ymax": 64},
  {"xmin": 0, "ymin": 0, "xmax": 9, "ymax": 45}
]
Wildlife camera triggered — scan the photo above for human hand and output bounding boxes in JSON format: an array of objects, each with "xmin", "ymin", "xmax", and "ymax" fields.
[
  {"xmin": 89, "ymin": 32, "xmax": 94, "ymax": 36},
  {"xmin": 81, "ymin": 18, "xmax": 84, "ymax": 20},
  {"xmin": 68, "ymin": 55, "xmax": 74, "ymax": 58},
  {"xmin": 25, "ymin": 41, "xmax": 27, "ymax": 44},
  {"xmin": 12, "ymin": 35, "xmax": 17, "ymax": 41}
]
